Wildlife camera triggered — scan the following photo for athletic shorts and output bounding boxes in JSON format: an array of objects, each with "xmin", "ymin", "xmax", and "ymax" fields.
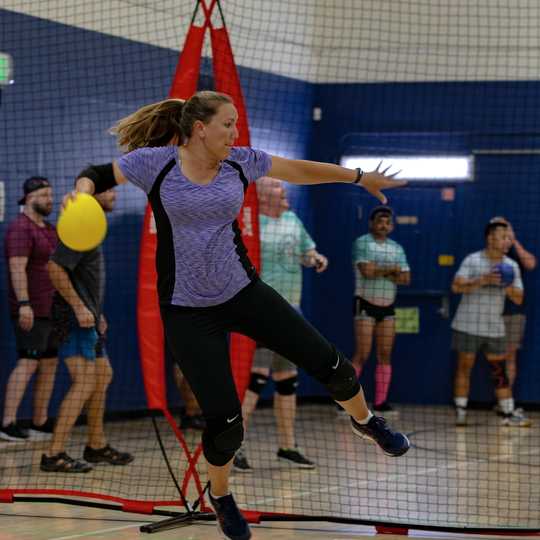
[
  {"xmin": 451, "ymin": 330, "xmax": 506, "ymax": 355},
  {"xmin": 503, "ymin": 314, "xmax": 526, "ymax": 349},
  {"xmin": 59, "ymin": 327, "xmax": 98, "ymax": 361},
  {"xmin": 11, "ymin": 317, "xmax": 58, "ymax": 360},
  {"xmin": 354, "ymin": 296, "xmax": 395, "ymax": 323},
  {"xmin": 252, "ymin": 346, "xmax": 296, "ymax": 372}
]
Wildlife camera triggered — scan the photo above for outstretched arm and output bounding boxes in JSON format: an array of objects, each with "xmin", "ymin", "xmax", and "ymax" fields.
[{"xmin": 268, "ymin": 156, "xmax": 406, "ymax": 204}]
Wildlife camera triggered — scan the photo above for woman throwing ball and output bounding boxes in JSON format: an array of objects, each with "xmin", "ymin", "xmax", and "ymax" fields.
[{"xmin": 69, "ymin": 91, "xmax": 408, "ymax": 540}]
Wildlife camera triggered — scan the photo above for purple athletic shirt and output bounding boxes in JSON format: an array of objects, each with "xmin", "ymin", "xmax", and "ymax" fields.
[
  {"xmin": 117, "ymin": 145, "xmax": 272, "ymax": 307},
  {"xmin": 4, "ymin": 213, "xmax": 58, "ymax": 317}
]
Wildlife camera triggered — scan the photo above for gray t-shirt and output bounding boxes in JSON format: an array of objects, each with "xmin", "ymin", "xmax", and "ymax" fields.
[
  {"xmin": 50, "ymin": 242, "xmax": 104, "ymax": 323},
  {"xmin": 117, "ymin": 145, "xmax": 272, "ymax": 307},
  {"xmin": 451, "ymin": 250, "xmax": 523, "ymax": 338}
]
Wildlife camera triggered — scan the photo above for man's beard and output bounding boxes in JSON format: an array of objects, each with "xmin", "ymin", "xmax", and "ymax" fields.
[{"xmin": 32, "ymin": 202, "xmax": 52, "ymax": 217}]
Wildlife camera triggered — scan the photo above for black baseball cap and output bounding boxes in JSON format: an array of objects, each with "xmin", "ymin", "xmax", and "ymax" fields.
[
  {"xmin": 369, "ymin": 205, "xmax": 394, "ymax": 220},
  {"xmin": 18, "ymin": 176, "xmax": 51, "ymax": 205}
]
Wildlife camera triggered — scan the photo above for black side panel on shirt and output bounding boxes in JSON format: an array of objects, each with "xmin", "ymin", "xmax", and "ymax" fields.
[
  {"xmin": 225, "ymin": 159, "xmax": 258, "ymax": 281},
  {"xmin": 224, "ymin": 159, "xmax": 249, "ymax": 193},
  {"xmin": 148, "ymin": 158, "xmax": 177, "ymax": 304},
  {"xmin": 232, "ymin": 219, "xmax": 257, "ymax": 280}
]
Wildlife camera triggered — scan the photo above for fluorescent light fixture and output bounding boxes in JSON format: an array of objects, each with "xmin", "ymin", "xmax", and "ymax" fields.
[{"xmin": 341, "ymin": 156, "xmax": 473, "ymax": 181}]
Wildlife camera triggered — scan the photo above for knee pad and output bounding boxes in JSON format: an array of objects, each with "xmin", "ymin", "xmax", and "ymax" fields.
[
  {"xmin": 274, "ymin": 375, "xmax": 298, "ymax": 396},
  {"xmin": 489, "ymin": 360, "xmax": 509, "ymax": 390},
  {"xmin": 248, "ymin": 372, "xmax": 269, "ymax": 395},
  {"xmin": 202, "ymin": 413, "xmax": 244, "ymax": 466},
  {"xmin": 322, "ymin": 352, "xmax": 360, "ymax": 401}
]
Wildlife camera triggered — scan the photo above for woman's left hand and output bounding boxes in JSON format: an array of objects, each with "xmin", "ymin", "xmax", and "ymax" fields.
[{"xmin": 359, "ymin": 162, "xmax": 407, "ymax": 204}]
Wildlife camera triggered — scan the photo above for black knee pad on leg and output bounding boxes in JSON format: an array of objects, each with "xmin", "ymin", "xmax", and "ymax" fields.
[
  {"xmin": 489, "ymin": 360, "xmax": 509, "ymax": 390},
  {"xmin": 248, "ymin": 372, "xmax": 269, "ymax": 395},
  {"xmin": 274, "ymin": 375, "xmax": 298, "ymax": 396},
  {"xmin": 202, "ymin": 413, "xmax": 244, "ymax": 466},
  {"xmin": 322, "ymin": 352, "xmax": 360, "ymax": 401}
]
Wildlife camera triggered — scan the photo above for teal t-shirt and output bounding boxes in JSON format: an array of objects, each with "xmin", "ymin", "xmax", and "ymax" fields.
[
  {"xmin": 260, "ymin": 211, "xmax": 316, "ymax": 306},
  {"xmin": 352, "ymin": 233, "xmax": 409, "ymax": 306}
]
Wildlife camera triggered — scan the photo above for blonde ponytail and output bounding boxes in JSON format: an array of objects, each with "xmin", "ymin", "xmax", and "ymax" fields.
[
  {"xmin": 110, "ymin": 99, "xmax": 185, "ymax": 152},
  {"xmin": 110, "ymin": 91, "xmax": 233, "ymax": 152}
]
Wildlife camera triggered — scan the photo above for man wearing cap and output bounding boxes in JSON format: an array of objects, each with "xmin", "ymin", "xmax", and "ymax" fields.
[
  {"xmin": 351, "ymin": 206, "xmax": 410, "ymax": 415},
  {"xmin": 1, "ymin": 177, "xmax": 59, "ymax": 441}
]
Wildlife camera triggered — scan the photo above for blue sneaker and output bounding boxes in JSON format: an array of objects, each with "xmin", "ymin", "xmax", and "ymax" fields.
[
  {"xmin": 351, "ymin": 415, "xmax": 410, "ymax": 457},
  {"xmin": 209, "ymin": 490, "xmax": 251, "ymax": 540}
]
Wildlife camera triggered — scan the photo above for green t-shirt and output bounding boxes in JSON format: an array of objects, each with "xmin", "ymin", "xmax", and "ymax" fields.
[
  {"xmin": 352, "ymin": 233, "xmax": 409, "ymax": 306},
  {"xmin": 260, "ymin": 211, "xmax": 316, "ymax": 306}
]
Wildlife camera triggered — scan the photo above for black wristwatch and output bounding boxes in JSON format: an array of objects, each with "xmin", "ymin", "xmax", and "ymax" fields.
[
  {"xmin": 353, "ymin": 167, "xmax": 364, "ymax": 184},
  {"xmin": 18, "ymin": 300, "xmax": 31, "ymax": 308}
]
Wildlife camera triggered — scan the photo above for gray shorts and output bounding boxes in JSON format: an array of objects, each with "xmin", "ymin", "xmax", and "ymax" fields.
[
  {"xmin": 451, "ymin": 330, "xmax": 506, "ymax": 356},
  {"xmin": 503, "ymin": 314, "xmax": 526, "ymax": 349},
  {"xmin": 252, "ymin": 347, "xmax": 297, "ymax": 373}
]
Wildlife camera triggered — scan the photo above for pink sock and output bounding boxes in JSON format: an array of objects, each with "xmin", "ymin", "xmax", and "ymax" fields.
[
  {"xmin": 354, "ymin": 364, "xmax": 362, "ymax": 379},
  {"xmin": 374, "ymin": 365, "xmax": 392, "ymax": 407}
]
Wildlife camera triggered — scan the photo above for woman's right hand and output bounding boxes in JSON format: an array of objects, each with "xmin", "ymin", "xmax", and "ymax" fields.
[
  {"xmin": 61, "ymin": 190, "xmax": 80, "ymax": 211},
  {"xmin": 61, "ymin": 178, "xmax": 97, "ymax": 211}
]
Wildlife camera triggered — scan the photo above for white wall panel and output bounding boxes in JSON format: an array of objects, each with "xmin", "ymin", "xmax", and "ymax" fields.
[{"xmin": 3, "ymin": 0, "xmax": 539, "ymax": 82}]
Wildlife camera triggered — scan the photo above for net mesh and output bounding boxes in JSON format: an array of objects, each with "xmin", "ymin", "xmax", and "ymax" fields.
[{"xmin": 1, "ymin": 0, "xmax": 539, "ymax": 531}]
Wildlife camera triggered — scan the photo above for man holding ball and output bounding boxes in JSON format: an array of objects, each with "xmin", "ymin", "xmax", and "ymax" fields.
[{"xmin": 450, "ymin": 221, "xmax": 530, "ymax": 427}]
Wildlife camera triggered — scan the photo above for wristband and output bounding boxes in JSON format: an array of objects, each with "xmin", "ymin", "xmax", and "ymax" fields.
[
  {"xmin": 77, "ymin": 163, "xmax": 116, "ymax": 193},
  {"xmin": 353, "ymin": 167, "xmax": 364, "ymax": 184},
  {"xmin": 18, "ymin": 300, "xmax": 31, "ymax": 307}
]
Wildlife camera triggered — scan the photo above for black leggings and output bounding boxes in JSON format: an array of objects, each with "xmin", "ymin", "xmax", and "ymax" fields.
[{"xmin": 161, "ymin": 278, "xmax": 359, "ymax": 465}]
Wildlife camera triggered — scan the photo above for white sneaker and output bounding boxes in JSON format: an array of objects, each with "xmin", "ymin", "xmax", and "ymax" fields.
[{"xmin": 501, "ymin": 410, "xmax": 532, "ymax": 428}]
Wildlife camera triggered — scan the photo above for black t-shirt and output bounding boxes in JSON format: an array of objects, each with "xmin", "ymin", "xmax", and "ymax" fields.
[
  {"xmin": 50, "ymin": 241, "xmax": 104, "ymax": 324},
  {"xmin": 504, "ymin": 246, "xmax": 526, "ymax": 315}
]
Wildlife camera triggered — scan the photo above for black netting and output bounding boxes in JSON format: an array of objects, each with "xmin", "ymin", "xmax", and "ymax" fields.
[{"xmin": 1, "ymin": 0, "xmax": 539, "ymax": 532}]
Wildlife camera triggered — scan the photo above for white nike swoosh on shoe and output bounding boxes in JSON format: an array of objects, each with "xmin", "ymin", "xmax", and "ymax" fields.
[
  {"xmin": 227, "ymin": 415, "xmax": 239, "ymax": 424},
  {"xmin": 332, "ymin": 357, "xmax": 340, "ymax": 369}
]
